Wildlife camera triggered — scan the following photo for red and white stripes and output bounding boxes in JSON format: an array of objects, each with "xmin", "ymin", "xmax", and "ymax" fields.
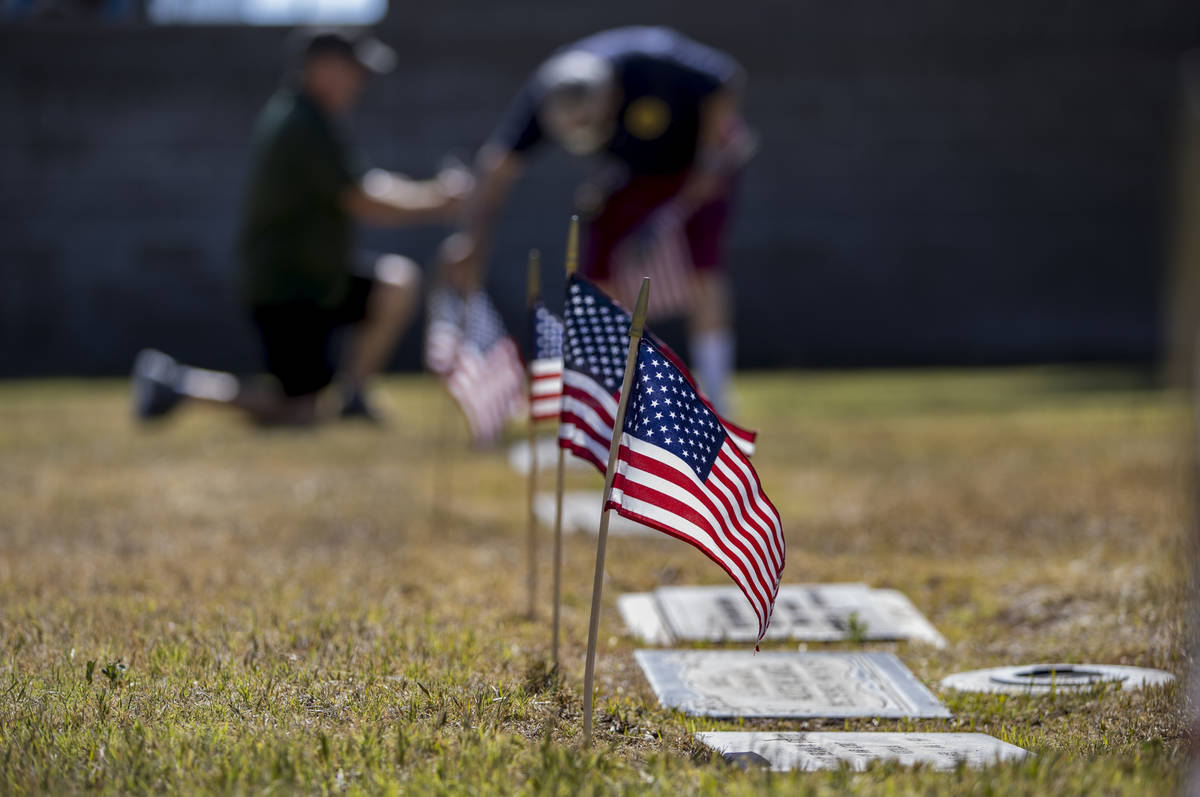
[
  {"xmin": 529, "ymin": 357, "xmax": 564, "ymax": 423},
  {"xmin": 613, "ymin": 211, "xmax": 696, "ymax": 322},
  {"xmin": 607, "ymin": 436, "xmax": 785, "ymax": 644},
  {"xmin": 447, "ymin": 338, "xmax": 527, "ymax": 444}
]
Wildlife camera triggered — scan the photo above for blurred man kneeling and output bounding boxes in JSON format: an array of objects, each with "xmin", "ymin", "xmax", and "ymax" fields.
[{"xmin": 134, "ymin": 28, "xmax": 470, "ymax": 426}]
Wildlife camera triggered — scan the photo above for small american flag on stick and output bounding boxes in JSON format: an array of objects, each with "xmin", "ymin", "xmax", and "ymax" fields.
[
  {"xmin": 607, "ymin": 337, "xmax": 785, "ymax": 643},
  {"xmin": 528, "ymin": 300, "xmax": 564, "ymax": 423},
  {"xmin": 426, "ymin": 287, "xmax": 527, "ymax": 444},
  {"xmin": 559, "ymin": 274, "xmax": 756, "ymax": 472}
]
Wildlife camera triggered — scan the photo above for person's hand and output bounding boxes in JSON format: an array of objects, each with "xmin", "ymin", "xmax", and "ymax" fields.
[
  {"xmin": 437, "ymin": 164, "xmax": 475, "ymax": 220},
  {"xmin": 435, "ymin": 232, "xmax": 483, "ymax": 293},
  {"xmin": 435, "ymin": 154, "xmax": 475, "ymax": 220}
]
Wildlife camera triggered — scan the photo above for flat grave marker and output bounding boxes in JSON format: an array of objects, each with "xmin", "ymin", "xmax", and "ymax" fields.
[
  {"xmin": 617, "ymin": 593, "xmax": 673, "ymax": 645},
  {"xmin": 533, "ymin": 490, "xmax": 654, "ymax": 536},
  {"xmin": 941, "ymin": 663, "xmax": 1175, "ymax": 695},
  {"xmin": 618, "ymin": 585, "xmax": 946, "ymax": 647},
  {"xmin": 507, "ymin": 437, "xmax": 589, "ymax": 475},
  {"xmin": 696, "ymin": 732, "xmax": 1030, "ymax": 771},
  {"xmin": 635, "ymin": 650, "xmax": 951, "ymax": 718},
  {"xmin": 616, "ymin": 593, "xmax": 673, "ymax": 645}
]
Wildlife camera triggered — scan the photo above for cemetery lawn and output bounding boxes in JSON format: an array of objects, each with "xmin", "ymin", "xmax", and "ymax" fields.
[{"xmin": 0, "ymin": 367, "xmax": 1192, "ymax": 795}]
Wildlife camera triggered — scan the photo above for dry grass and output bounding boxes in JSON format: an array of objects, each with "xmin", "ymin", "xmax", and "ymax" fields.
[{"xmin": 0, "ymin": 367, "xmax": 1193, "ymax": 794}]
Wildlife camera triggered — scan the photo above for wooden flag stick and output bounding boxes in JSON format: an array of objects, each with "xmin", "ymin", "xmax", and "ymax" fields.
[
  {"xmin": 581, "ymin": 276, "xmax": 650, "ymax": 748},
  {"xmin": 431, "ymin": 388, "xmax": 453, "ymax": 532},
  {"xmin": 551, "ymin": 215, "xmax": 579, "ymax": 670},
  {"xmin": 525, "ymin": 249, "xmax": 541, "ymax": 620},
  {"xmin": 428, "ymin": 293, "xmax": 463, "ymax": 534}
]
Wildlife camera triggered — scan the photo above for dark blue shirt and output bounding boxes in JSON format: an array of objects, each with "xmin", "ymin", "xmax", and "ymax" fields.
[{"xmin": 490, "ymin": 27, "xmax": 742, "ymax": 176}]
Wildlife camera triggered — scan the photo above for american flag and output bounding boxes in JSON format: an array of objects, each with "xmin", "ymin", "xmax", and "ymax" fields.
[
  {"xmin": 607, "ymin": 338, "xmax": 785, "ymax": 644},
  {"xmin": 612, "ymin": 205, "xmax": 695, "ymax": 322},
  {"xmin": 528, "ymin": 299, "xmax": 564, "ymax": 423},
  {"xmin": 425, "ymin": 287, "xmax": 527, "ymax": 444},
  {"xmin": 559, "ymin": 274, "xmax": 756, "ymax": 472},
  {"xmin": 425, "ymin": 289, "xmax": 462, "ymax": 376}
]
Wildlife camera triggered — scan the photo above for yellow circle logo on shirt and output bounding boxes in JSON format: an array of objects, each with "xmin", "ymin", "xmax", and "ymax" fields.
[{"xmin": 625, "ymin": 96, "xmax": 671, "ymax": 140}]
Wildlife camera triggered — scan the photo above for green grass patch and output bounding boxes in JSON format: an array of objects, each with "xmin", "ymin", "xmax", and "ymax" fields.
[{"xmin": 0, "ymin": 367, "xmax": 1192, "ymax": 794}]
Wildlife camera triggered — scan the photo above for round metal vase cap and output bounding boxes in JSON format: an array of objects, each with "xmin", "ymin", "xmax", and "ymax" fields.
[{"xmin": 941, "ymin": 663, "xmax": 1175, "ymax": 695}]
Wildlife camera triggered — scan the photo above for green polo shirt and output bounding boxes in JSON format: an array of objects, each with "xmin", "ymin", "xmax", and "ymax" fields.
[{"xmin": 238, "ymin": 90, "xmax": 364, "ymax": 308}]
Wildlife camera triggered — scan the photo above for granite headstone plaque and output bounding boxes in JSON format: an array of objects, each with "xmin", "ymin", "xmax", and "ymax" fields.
[
  {"xmin": 616, "ymin": 593, "xmax": 673, "ymax": 645},
  {"xmin": 507, "ymin": 437, "xmax": 589, "ymax": 475},
  {"xmin": 533, "ymin": 490, "xmax": 654, "ymax": 536},
  {"xmin": 696, "ymin": 732, "xmax": 1030, "ymax": 771},
  {"xmin": 618, "ymin": 585, "xmax": 946, "ymax": 647},
  {"xmin": 635, "ymin": 650, "xmax": 951, "ymax": 718}
]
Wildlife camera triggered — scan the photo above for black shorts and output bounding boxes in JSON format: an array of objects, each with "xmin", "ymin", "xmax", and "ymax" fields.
[{"xmin": 250, "ymin": 276, "xmax": 373, "ymax": 397}]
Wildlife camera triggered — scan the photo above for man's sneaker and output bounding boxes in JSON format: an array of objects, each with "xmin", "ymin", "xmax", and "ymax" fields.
[
  {"xmin": 339, "ymin": 388, "xmax": 387, "ymax": 424},
  {"xmin": 132, "ymin": 349, "xmax": 185, "ymax": 421}
]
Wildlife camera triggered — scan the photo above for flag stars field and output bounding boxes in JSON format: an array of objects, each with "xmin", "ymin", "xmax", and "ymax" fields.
[
  {"xmin": 626, "ymin": 355, "xmax": 722, "ymax": 476},
  {"xmin": 559, "ymin": 275, "xmax": 756, "ymax": 472}
]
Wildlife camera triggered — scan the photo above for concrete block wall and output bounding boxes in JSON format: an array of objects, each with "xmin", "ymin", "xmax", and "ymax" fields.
[{"xmin": 2, "ymin": 0, "xmax": 1197, "ymax": 375}]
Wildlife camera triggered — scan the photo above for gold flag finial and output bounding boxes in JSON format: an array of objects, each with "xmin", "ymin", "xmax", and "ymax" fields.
[{"xmin": 565, "ymin": 215, "xmax": 579, "ymax": 276}]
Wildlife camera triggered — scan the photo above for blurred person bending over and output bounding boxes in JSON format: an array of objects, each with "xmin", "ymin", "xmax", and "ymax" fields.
[
  {"xmin": 134, "ymin": 29, "xmax": 470, "ymax": 426},
  {"xmin": 439, "ymin": 26, "xmax": 753, "ymax": 412}
]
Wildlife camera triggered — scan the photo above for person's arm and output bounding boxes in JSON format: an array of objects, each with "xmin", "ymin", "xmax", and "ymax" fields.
[
  {"xmin": 657, "ymin": 36, "xmax": 752, "ymax": 216},
  {"xmin": 342, "ymin": 167, "xmax": 470, "ymax": 227},
  {"xmin": 436, "ymin": 75, "xmax": 541, "ymax": 291},
  {"xmin": 672, "ymin": 65, "xmax": 753, "ymax": 218},
  {"xmin": 465, "ymin": 145, "xmax": 525, "ymax": 253},
  {"xmin": 673, "ymin": 87, "xmax": 744, "ymax": 214},
  {"xmin": 433, "ymin": 147, "xmax": 523, "ymax": 293}
]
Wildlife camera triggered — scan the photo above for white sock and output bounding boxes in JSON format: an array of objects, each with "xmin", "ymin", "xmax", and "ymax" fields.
[
  {"xmin": 178, "ymin": 366, "xmax": 240, "ymax": 403},
  {"xmin": 691, "ymin": 329, "xmax": 735, "ymax": 414}
]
